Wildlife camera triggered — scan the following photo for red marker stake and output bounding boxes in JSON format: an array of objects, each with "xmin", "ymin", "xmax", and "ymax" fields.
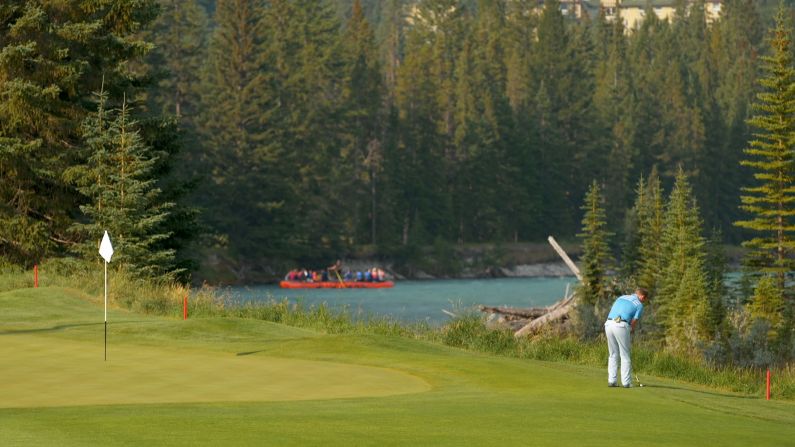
[
  {"xmin": 766, "ymin": 369, "xmax": 771, "ymax": 401},
  {"xmin": 183, "ymin": 295, "xmax": 188, "ymax": 320},
  {"xmin": 34, "ymin": 264, "xmax": 38, "ymax": 288}
]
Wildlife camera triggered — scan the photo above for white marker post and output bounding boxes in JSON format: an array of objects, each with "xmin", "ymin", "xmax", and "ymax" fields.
[{"xmin": 99, "ymin": 231, "xmax": 114, "ymax": 361}]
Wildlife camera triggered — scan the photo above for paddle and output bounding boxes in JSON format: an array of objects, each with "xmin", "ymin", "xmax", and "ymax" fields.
[{"xmin": 334, "ymin": 269, "xmax": 346, "ymax": 288}]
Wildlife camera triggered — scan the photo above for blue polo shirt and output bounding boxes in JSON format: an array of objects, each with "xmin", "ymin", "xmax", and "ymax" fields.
[{"xmin": 607, "ymin": 294, "xmax": 643, "ymax": 322}]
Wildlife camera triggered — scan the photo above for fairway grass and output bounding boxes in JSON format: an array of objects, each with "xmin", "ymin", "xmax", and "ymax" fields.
[{"xmin": 2, "ymin": 287, "xmax": 794, "ymax": 446}]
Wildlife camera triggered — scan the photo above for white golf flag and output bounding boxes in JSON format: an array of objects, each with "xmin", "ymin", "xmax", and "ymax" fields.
[{"xmin": 99, "ymin": 231, "xmax": 114, "ymax": 263}]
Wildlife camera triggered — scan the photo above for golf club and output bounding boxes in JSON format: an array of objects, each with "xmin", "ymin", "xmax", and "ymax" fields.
[{"xmin": 635, "ymin": 374, "xmax": 644, "ymax": 387}]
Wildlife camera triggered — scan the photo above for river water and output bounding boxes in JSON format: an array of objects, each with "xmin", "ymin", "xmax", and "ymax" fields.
[{"xmin": 229, "ymin": 277, "xmax": 577, "ymax": 324}]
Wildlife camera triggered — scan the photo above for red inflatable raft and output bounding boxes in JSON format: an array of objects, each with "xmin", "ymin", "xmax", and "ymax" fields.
[{"xmin": 279, "ymin": 280, "xmax": 394, "ymax": 289}]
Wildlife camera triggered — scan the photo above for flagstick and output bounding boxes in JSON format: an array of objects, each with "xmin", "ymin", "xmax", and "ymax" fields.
[
  {"xmin": 99, "ymin": 230, "xmax": 114, "ymax": 361},
  {"xmin": 104, "ymin": 259, "xmax": 108, "ymax": 361}
]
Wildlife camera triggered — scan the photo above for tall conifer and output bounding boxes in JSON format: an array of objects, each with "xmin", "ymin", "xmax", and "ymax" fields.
[
  {"xmin": 711, "ymin": 0, "xmax": 762, "ymax": 239},
  {"xmin": 340, "ymin": 0, "xmax": 384, "ymax": 245},
  {"xmin": 734, "ymin": 5, "xmax": 795, "ymax": 294},
  {"xmin": 262, "ymin": 0, "xmax": 350, "ymax": 259},
  {"xmin": 68, "ymin": 93, "xmax": 175, "ymax": 277},
  {"xmin": 577, "ymin": 181, "xmax": 613, "ymax": 306},
  {"xmin": 451, "ymin": 0, "xmax": 521, "ymax": 242},
  {"xmin": 621, "ymin": 174, "xmax": 645, "ymax": 279},
  {"xmin": 533, "ymin": 0, "xmax": 575, "ymax": 232},
  {"xmin": 657, "ymin": 168, "xmax": 711, "ymax": 347},
  {"xmin": 198, "ymin": 0, "xmax": 290, "ymax": 261},
  {"xmin": 392, "ymin": 0, "xmax": 454, "ymax": 246},
  {"xmin": 637, "ymin": 169, "xmax": 665, "ymax": 294},
  {"xmin": 146, "ymin": 0, "xmax": 209, "ymax": 122},
  {"xmin": 594, "ymin": 14, "xmax": 636, "ymax": 220}
]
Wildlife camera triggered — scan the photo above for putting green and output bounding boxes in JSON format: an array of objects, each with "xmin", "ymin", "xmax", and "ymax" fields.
[{"xmin": 0, "ymin": 334, "xmax": 429, "ymax": 408}]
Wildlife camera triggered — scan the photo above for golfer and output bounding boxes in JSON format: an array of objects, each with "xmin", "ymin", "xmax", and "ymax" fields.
[{"xmin": 605, "ymin": 288, "xmax": 649, "ymax": 388}]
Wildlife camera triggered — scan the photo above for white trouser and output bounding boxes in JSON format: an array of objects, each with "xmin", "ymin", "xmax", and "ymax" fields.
[{"xmin": 605, "ymin": 320, "xmax": 632, "ymax": 386}]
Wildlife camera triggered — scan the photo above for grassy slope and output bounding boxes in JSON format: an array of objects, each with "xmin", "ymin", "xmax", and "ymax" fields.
[{"xmin": 1, "ymin": 287, "xmax": 794, "ymax": 446}]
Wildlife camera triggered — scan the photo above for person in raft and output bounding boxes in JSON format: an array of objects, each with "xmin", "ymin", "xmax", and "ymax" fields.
[
  {"xmin": 328, "ymin": 259, "xmax": 342, "ymax": 273},
  {"xmin": 604, "ymin": 288, "xmax": 649, "ymax": 388}
]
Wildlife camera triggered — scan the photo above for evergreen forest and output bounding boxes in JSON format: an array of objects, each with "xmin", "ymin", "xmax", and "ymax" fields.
[
  {"xmin": 0, "ymin": 0, "xmax": 793, "ymax": 290},
  {"xmin": 2, "ymin": 0, "xmax": 795, "ymax": 367}
]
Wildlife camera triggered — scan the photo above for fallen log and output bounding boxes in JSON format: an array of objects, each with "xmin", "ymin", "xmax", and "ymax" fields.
[
  {"xmin": 512, "ymin": 236, "xmax": 580, "ymax": 336},
  {"xmin": 478, "ymin": 235, "xmax": 581, "ymax": 336},
  {"xmin": 547, "ymin": 236, "xmax": 582, "ymax": 281},
  {"xmin": 513, "ymin": 296, "xmax": 575, "ymax": 337},
  {"xmin": 478, "ymin": 305, "xmax": 548, "ymax": 319},
  {"xmin": 478, "ymin": 296, "xmax": 576, "ymax": 335},
  {"xmin": 546, "ymin": 294, "xmax": 574, "ymax": 313}
]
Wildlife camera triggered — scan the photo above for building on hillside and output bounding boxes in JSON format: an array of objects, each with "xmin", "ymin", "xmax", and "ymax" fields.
[
  {"xmin": 602, "ymin": 0, "xmax": 678, "ymax": 28},
  {"xmin": 599, "ymin": 0, "xmax": 722, "ymax": 31},
  {"xmin": 529, "ymin": 1, "xmax": 722, "ymax": 25},
  {"xmin": 534, "ymin": 0, "xmax": 599, "ymax": 20},
  {"xmin": 405, "ymin": 3, "xmax": 458, "ymax": 28},
  {"xmin": 701, "ymin": 0, "xmax": 724, "ymax": 23},
  {"xmin": 406, "ymin": 1, "xmax": 722, "ymax": 31},
  {"xmin": 557, "ymin": 0, "xmax": 587, "ymax": 18},
  {"xmin": 408, "ymin": 1, "xmax": 597, "ymax": 25}
]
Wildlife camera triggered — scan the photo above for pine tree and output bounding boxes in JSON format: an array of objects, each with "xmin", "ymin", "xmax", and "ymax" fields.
[
  {"xmin": 504, "ymin": 0, "xmax": 536, "ymax": 115},
  {"xmin": 145, "ymin": 0, "xmax": 208, "ymax": 121},
  {"xmin": 637, "ymin": 168, "xmax": 665, "ymax": 294},
  {"xmin": 137, "ymin": 115, "xmax": 202, "ymax": 281},
  {"xmin": 657, "ymin": 167, "xmax": 711, "ymax": 345},
  {"xmin": 654, "ymin": 23, "xmax": 706, "ymax": 178},
  {"xmin": 683, "ymin": 0, "xmax": 731, "ymax": 233},
  {"xmin": 704, "ymin": 228, "xmax": 729, "ymax": 332},
  {"xmin": 0, "ymin": 1, "xmax": 159, "ymax": 264},
  {"xmin": 747, "ymin": 275, "xmax": 786, "ymax": 340},
  {"xmin": 261, "ymin": 0, "xmax": 350, "ymax": 260},
  {"xmin": 377, "ymin": 0, "xmax": 405, "ymax": 102},
  {"xmin": 594, "ymin": 13, "xmax": 636, "ymax": 221},
  {"xmin": 339, "ymin": 0, "xmax": 384, "ymax": 246},
  {"xmin": 197, "ymin": 0, "xmax": 291, "ymax": 261},
  {"xmin": 734, "ymin": 5, "xmax": 795, "ymax": 294},
  {"xmin": 621, "ymin": 174, "xmax": 645, "ymax": 279},
  {"xmin": 668, "ymin": 259, "xmax": 712, "ymax": 352},
  {"xmin": 504, "ymin": 0, "xmax": 542, "ymax": 240},
  {"xmin": 712, "ymin": 0, "xmax": 763, "ymax": 240},
  {"xmin": 391, "ymin": 0, "xmax": 455, "ymax": 247},
  {"xmin": 450, "ymin": 0, "xmax": 523, "ymax": 242},
  {"xmin": 533, "ymin": 0, "xmax": 571, "ymax": 232},
  {"xmin": 533, "ymin": 0, "xmax": 593, "ymax": 234},
  {"xmin": 67, "ymin": 93, "xmax": 175, "ymax": 277},
  {"xmin": 577, "ymin": 181, "xmax": 613, "ymax": 306}
]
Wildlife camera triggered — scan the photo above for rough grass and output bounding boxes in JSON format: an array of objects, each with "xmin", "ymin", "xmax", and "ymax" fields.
[{"xmin": 433, "ymin": 313, "xmax": 795, "ymax": 399}]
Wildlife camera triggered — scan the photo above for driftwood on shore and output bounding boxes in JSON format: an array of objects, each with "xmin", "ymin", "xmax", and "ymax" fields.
[
  {"xmin": 478, "ymin": 236, "xmax": 579, "ymax": 336},
  {"xmin": 479, "ymin": 294, "xmax": 576, "ymax": 336},
  {"xmin": 478, "ymin": 305, "xmax": 548, "ymax": 320}
]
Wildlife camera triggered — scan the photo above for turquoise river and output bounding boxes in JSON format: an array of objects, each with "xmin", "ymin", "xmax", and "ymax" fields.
[{"xmin": 229, "ymin": 277, "xmax": 577, "ymax": 324}]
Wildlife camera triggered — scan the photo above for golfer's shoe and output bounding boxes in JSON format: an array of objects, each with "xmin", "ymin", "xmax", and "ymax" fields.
[
  {"xmin": 608, "ymin": 382, "xmax": 618, "ymax": 387},
  {"xmin": 623, "ymin": 384, "xmax": 632, "ymax": 388}
]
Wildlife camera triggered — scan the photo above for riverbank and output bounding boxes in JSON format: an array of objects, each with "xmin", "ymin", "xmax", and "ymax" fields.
[
  {"xmin": 193, "ymin": 241, "xmax": 745, "ymax": 286},
  {"xmin": 194, "ymin": 241, "xmax": 583, "ymax": 286}
]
